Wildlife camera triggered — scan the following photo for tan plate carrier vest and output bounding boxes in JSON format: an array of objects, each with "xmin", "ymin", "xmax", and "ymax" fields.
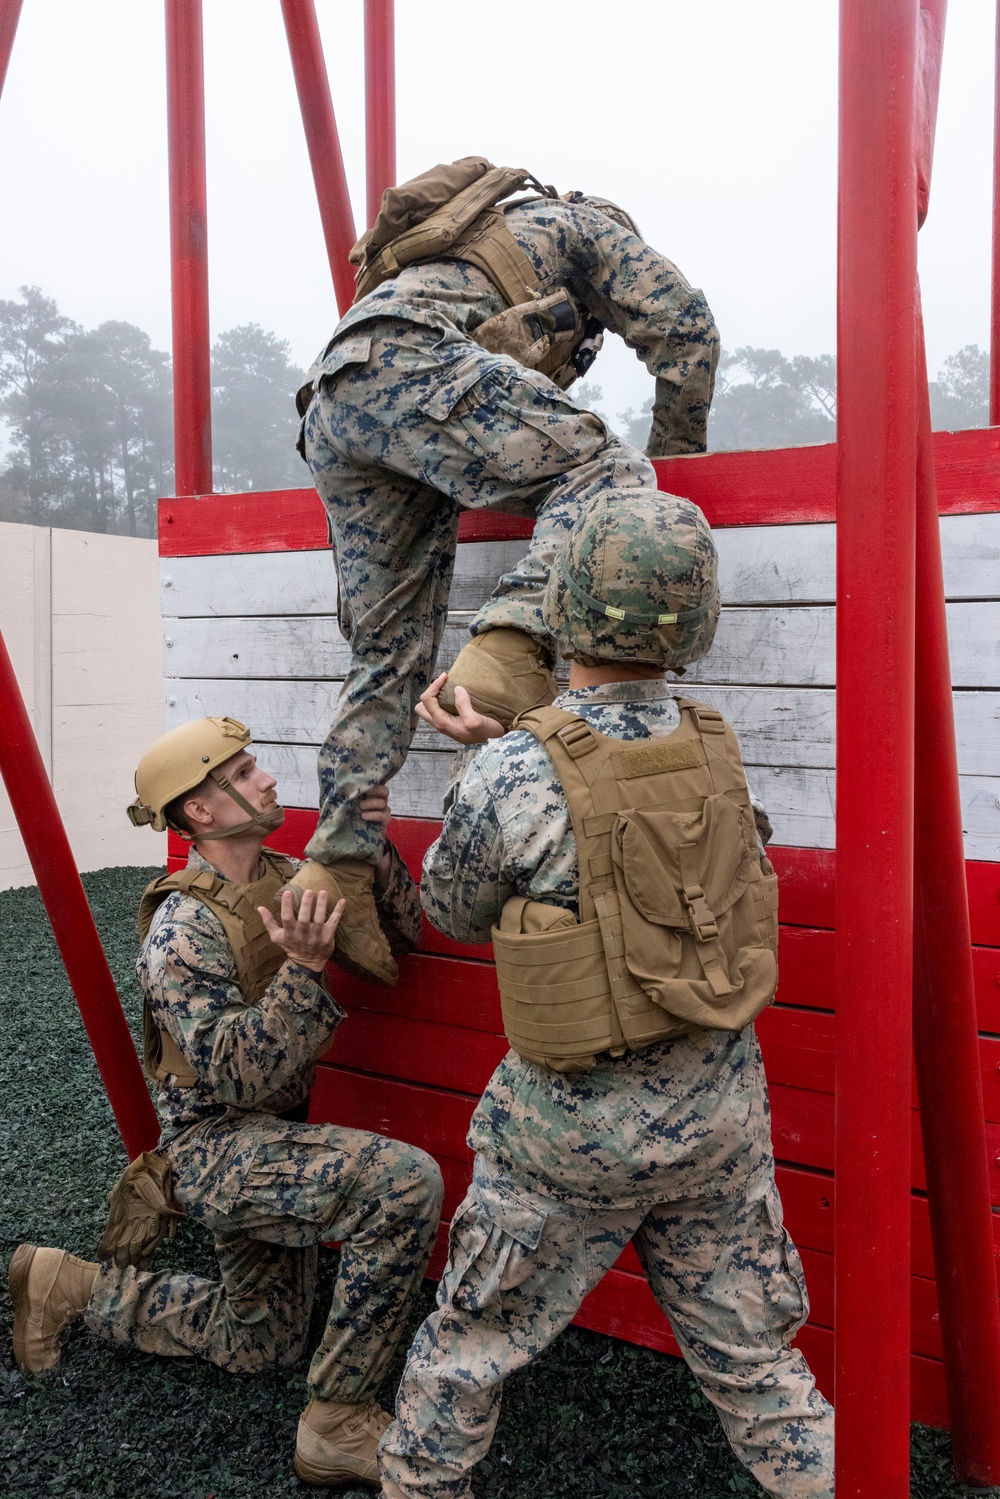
[
  {"xmin": 137, "ymin": 849, "xmax": 296, "ymax": 1087},
  {"xmin": 491, "ymin": 700, "xmax": 779, "ymax": 1072}
]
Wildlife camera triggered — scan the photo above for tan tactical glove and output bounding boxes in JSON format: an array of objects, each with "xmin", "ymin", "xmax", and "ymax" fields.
[{"xmin": 97, "ymin": 1151, "xmax": 184, "ymax": 1270}]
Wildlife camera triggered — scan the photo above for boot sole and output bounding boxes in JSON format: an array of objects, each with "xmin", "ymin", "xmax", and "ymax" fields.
[
  {"xmin": 8, "ymin": 1244, "xmax": 47, "ymax": 1373},
  {"xmin": 293, "ymin": 1449, "xmax": 380, "ymax": 1487}
]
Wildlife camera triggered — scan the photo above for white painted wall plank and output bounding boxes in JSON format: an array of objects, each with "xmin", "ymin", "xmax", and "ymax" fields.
[
  {"xmin": 160, "ymin": 512, "xmax": 1000, "ymax": 619},
  {"xmin": 164, "ymin": 602, "xmax": 1000, "ymax": 691},
  {"xmin": 249, "ymin": 739, "xmax": 1000, "ymax": 860},
  {"xmin": 164, "ymin": 679, "xmax": 1000, "ymax": 779},
  {"xmin": 161, "ymin": 539, "xmax": 534, "ymax": 620}
]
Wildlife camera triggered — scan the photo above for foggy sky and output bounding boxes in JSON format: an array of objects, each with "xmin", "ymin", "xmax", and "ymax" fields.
[{"xmin": 0, "ymin": 1, "xmax": 995, "ymax": 426}]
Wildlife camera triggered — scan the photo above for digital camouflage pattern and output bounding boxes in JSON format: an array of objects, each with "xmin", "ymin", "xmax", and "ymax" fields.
[
  {"xmin": 300, "ymin": 195, "xmax": 718, "ymax": 865},
  {"xmin": 83, "ymin": 843, "xmax": 442, "ymax": 1405},
  {"xmin": 326, "ymin": 197, "xmax": 719, "ymax": 459},
  {"xmin": 86, "ymin": 1126, "xmax": 442, "ymax": 1405},
  {"xmin": 544, "ymin": 490, "xmax": 721, "ymax": 666},
  {"xmin": 380, "ymin": 681, "xmax": 834, "ymax": 1497},
  {"xmin": 380, "ymin": 1160, "xmax": 833, "ymax": 1499}
]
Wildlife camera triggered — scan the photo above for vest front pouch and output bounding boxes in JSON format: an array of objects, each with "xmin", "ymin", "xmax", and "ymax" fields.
[{"xmin": 612, "ymin": 793, "xmax": 777, "ymax": 1030}]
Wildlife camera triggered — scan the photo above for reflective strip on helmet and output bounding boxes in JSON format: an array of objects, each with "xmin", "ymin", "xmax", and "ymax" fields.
[{"xmin": 557, "ymin": 555, "xmax": 717, "ymax": 627}]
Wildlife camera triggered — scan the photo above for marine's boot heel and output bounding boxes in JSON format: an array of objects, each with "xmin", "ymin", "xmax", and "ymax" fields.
[
  {"xmin": 285, "ymin": 860, "xmax": 398, "ymax": 987},
  {"xmin": 439, "ymin": 628, "xmax": 556, "ymax": 729}
]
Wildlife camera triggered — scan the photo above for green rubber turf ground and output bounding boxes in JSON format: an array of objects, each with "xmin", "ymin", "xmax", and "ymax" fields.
[{"xmin": 0, "ymin": 866, "xmax": 992, "ymax": 1499}]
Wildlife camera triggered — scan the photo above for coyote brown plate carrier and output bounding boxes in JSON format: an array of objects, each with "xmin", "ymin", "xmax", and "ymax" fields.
[{"xmin": 492, "ymin": 700, "xmax": 779, "ymax": 1072}]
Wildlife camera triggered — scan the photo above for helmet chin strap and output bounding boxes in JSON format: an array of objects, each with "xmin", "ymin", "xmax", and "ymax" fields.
[{"xmin": 175, "ymin": 768, "xmax": 285, "ymax": 842}]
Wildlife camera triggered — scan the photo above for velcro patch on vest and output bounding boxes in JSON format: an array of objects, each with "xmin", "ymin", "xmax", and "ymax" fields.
[{"xmin": 614, "ymin": 740, "xmax": 703, "ymax": 778}]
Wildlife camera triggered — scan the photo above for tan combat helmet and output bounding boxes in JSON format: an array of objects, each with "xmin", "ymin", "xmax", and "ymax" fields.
[{"xmin": 126, "ymin": 716, "xmax": 284, "ymax": 841}]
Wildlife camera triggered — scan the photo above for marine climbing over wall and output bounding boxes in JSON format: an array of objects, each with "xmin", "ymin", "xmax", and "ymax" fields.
[{"xmin": 295, "ymin": 156, "xmax": 720, "ymax": 985}]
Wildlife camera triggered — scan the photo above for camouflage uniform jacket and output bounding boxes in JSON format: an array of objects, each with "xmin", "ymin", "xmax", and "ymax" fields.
[
  {"xmin": 421, "ymin": 680, "xmax": 773, "ymax": 1211},
  {"xmin": 322, "ymin": 197, "xmax": 718, "ymax": 457},
  {"xmin": 139, "ymin": 844, "xmax": 421, "ymax": 1137}
]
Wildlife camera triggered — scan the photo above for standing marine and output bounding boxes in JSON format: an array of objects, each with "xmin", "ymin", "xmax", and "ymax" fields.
[
  {"xmin": 8, "ymin": 715, "xmax": 443, "ymax": 1490},
  {"xmin": 378, "ymin": 490, "xmax": 835, "ymax": 1497},
  {"xmin": 295, "ymin": 155, "xmax": 720, "ymax": 988}
]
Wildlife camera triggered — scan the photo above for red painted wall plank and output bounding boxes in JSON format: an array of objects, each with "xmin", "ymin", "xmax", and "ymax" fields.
[
  {"xmin": 157, "ymin": 428, "xmax": 1000, "ymax": 557},
  {"xmin": 312, "ymin": 1061, "xmax": 1000, "ymax": 1209},
  {"xmin": 168, "ymin": 821, "xmax": 1000, "ymax": 948},
  {"xmin": 324, "ymin": 996, "xmax": 1000, "ymax": 1126}
]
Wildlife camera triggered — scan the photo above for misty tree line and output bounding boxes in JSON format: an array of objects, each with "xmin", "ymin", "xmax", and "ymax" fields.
[
  {"xmin": 601, "ymin": 342, "xmax": 989, "ymax": 454},
  {"xmin": 0, "ymin": 286, "xmax": 307, "ymax": 537},
  {"xmin": 0, "ymin": 282, "xmax": 992, "ymax": 537}
]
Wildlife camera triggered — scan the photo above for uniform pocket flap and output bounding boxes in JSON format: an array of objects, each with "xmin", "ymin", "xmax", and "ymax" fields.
[
  {"xmin": 474, "ymin": 1172, "xmax": 546, "ymax": 1251},
  {"xmin": 316, "ymin": 334, "xmax": 374, "ymax": 380},
  {"xmin": 414, "ymin": 353, "xmax": 491, "ymax": 420}
]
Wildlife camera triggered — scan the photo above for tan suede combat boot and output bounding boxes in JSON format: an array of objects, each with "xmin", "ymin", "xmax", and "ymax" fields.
[
  {"xmin": 9, "ymin": 1245, "xmax": 98, "ymax": 1373},
  {"xmin": 294, "ymin": 1397, "xmax": 393, "ymax": 1487},
  {"xmin": 285, "ymin": 859, "xmax": 398, "ymax": 987},
  {"xmin": 439, "ymin": 628, "xmax": 556, "ymax": 729}
]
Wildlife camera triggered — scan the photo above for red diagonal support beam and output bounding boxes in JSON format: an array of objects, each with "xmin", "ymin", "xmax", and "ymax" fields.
[
  {"xmin": 165, "ymin": 0, "xmax": 212, "ymax": 496},
  {"xmin": 0, "ymin": 629, "xmax": 159, "ymax": 1160},
  {"xmin": 280, "ymin": 0, "xmax": 357, "ymax": 316},
  {"xmin": 0, "ymin": 0, "xmax": 23, "ymax": 100},
  {"xmin": 836, "ymin": 2, "xmax": 919, "ymax": 1494},
  {"xmin": 913, "ymin": 314, "xmax": 1000, "ymax": 1486},
  {"xmin": 364, "ymin": 0, "xmax": 395, "ymax": 227}
]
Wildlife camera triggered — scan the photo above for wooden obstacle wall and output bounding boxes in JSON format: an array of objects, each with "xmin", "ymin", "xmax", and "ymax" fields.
[{"xmin": 160, "ymin": 428, "xmax": 1000, "ymax": 1428}]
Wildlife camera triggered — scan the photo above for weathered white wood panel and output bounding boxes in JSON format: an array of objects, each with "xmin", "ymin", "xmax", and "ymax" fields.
[
  {"xmin": 164, "ymin": 602, "xmax": 1000, "ymax": 691},
  {"xmin": 160, "ymin": 512, "xmax": 1000, "ymax": 618},
  {"xmin": 164, "ymin": 678, "xmax": 459, "ymax": 754},
  {"xmin": 160, "ymin": 539, "xmax": 534, "ymax": 619},
  {"xmin": 258, "ymin": 742, "xmax": 455, "ymax": 822},
  {"xmin": 249, "ymin": 738, "xmax": 1000, "ymax": 859},
  {"xmin": 164, "ymin": 679, "xmax": 1000, "ymax": 780},
  {"xmin": 716, "ymin": 512, "xmax": 1000, "ymax": 604}
]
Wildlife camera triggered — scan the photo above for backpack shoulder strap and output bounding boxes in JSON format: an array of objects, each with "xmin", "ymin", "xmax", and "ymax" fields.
[{"xmin": 353, "ymin": 164, "xmax": 548, "ymax": 305}]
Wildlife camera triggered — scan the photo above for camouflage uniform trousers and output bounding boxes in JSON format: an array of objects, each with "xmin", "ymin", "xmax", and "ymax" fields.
[
  {"xmin": 84, "ymin": 1116, "xmax": 443, "ymax": 1405},
  {"xmin": 301, "ymin": 317, "xmax": 655, "ymax": 865},
  {"xmin": 379, "ymin": 1155, "xmax": 834, "ymax": 1499}
]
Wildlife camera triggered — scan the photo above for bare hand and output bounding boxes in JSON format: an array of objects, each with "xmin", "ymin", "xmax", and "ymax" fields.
[
  {"xmin": 360, "ymin": 784, "xmax": 393, "ymax": 885},
  {"xmin": 258, "ymin": 888, "xmax": 346, "ymax": 973},
  {"xmin": 415, "ymin": 672, "xmax": 505, "ymax": 746}
]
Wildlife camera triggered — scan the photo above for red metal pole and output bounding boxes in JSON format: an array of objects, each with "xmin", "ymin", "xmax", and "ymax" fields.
[
  {"xmin": 0, "ymin": 629, "xmax": 159, "ymax": 1160},
  {"xmin": 991, "ymin": 0, "xmax": 1000, "ymax": 423},
  {"xmin": 165, "ymin": 0, "xmax": 212, "ymax": 497},
  {"xmin": 0, "ymin": 0, "xmax": 23, "ymax": 100},
  {"xmin": 364, "ymin": 0, "xmax": 395, "ymax": 228},
  {"xmin": 913, "ymin": 314, "xmax": 1000, "ymax": 1486},
  {"xmin": 835, "ymin": 2, "xmax": 918, "ymax": 1494},
  {"xmin": 915, "ymin": 0, "xmax": 947, "ymax": 230},
  {"xmin": 280, "ymin": 0, "xmax": 357, "ymax": 317}
]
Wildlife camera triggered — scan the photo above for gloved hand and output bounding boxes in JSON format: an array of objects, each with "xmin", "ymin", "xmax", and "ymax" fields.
[{"xmin": 97, "ymin": 1151, "xmax": 183, "ymax": 1270}]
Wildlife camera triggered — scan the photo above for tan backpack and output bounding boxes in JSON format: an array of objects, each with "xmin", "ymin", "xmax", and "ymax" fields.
[
  {"xmin": 349, "ymin": 156, "xmax": 600, "ymax": 387},
  {"xmin": 137, "ymin": 849, "xmax": 296, "ymax": 1087},
  {"xmin": 491, "ymin": 700, "xmax": 779, "ymax": 1072}
]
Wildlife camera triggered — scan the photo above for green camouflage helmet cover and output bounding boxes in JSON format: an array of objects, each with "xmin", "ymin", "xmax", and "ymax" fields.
[{"xmin": 543, "ymin": 489, "xmax": 720, "ymax": 667}]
